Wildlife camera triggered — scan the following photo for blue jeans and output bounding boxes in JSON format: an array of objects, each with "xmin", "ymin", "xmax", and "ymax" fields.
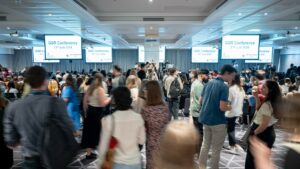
[
  {"xmin": 167, "ymin": 98, "xmax": 179, "ymax": 120},
  {"xmin": 113, "ymin": 163, "xmax": 141, "ymax": 169}
]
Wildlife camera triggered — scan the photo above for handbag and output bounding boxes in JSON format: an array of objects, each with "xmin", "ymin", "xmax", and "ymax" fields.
[{"xmin": 101, "ymin": 115, "xmax": 119, "ymax": 169}]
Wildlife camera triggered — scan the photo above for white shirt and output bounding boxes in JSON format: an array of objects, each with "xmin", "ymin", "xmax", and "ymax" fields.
[
  {"xmin": 98, "ymin": 110, "xmax": 146, "ymax": 166},
  {"xmin": 253, "ymin": 101, "xmax": 277, "ymax": 126},
  {"xmin": 5, "ymin": 88, "xmax": 18, "ymax": 94},
  {"xmin": 225, "ymin": 85, "xmax": 246, "ymax": 117},
  {"xmin": 164, "ymin": 75, "xmax": 183, "ymax": 98}
]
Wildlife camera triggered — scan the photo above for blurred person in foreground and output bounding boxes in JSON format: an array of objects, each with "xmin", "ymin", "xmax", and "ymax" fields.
[
  {"xmin": 4, "ymin": 66, "xmax": 75, "ymax": 169},
  {"xmin": 250, "ymin": 93, "xmax": 300, "ymax": 169},
  {"xmin": 155, "ymin": 121, "xmax": 199, "ymax": 169},
  {"xmin": 198, "ymin": 65, "xmax": 237, "ymax": 169},
  {"xmin": 245, "ymin": 80, "xmax": 282, "ymax": 169}
]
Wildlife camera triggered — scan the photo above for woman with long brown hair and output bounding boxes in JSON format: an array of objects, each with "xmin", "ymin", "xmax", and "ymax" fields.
[
  {"xmin": 141, "ymin": 81, "xmax": 170, "ymax": 169},
  {"xmin": 245, "ymin": 80, "xmax": 282, "ymax": 169},
  {"xmin": 82, "ymin": 73, "xmax": 111, "ymax": 159}
]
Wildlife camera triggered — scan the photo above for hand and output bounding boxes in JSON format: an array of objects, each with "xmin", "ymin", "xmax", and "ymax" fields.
[{"xmin": 249, "ymin": 136, "xmax": 274, "ymax": 169}]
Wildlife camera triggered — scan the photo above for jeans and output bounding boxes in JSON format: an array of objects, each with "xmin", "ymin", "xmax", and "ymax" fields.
[
  {"xmin": 23, "ymin": 156, "xmax": 46, "ymax": 169},
  {"xmin": 245, "ymin": 124, "xmax": 275, "ymax": 169},
  {"xmin": 113, "ymin": 163, "xmax": 141, "ymax": 169},
  {"xmin": 167, "ymin": 98, "xmax": 179, "ymax": 120},
  {"xmin": 199, "ymin": 124, "xmax": 226, "ymax": 169},
  {"xmin": 226, "ymin": 117, "xmax": 237, "ymax": 146}
]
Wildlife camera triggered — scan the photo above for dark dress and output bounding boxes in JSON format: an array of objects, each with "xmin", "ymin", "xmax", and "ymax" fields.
[
  {"xmin": 141, "ymin": 104, "xmax": 170, "ymax": 169},
  {"xmin": 81, "ymin": 105, "xmax": 106, "ymax": 149}
]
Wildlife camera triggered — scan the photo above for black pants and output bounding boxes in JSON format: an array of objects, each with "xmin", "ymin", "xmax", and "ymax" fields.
[
  {"xmin": 245, "ymin": 124, "xmax": 275, "ymax": 169},
  {"xmin": 226, "ymin": 117, "xmax": 237, "ymax": 146},
  {"xmin": 23, "ymin": 156, "xmax": 46, "ymax": 169}
]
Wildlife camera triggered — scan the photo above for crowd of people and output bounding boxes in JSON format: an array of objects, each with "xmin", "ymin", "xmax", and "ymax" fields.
[{"xmin": 0, "ymin": 62, "xmax": 300, "ymax": 169}]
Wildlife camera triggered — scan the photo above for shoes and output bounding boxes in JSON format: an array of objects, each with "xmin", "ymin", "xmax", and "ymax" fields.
[{"xmin": 86, "ymin": 153, "xmax": 97, "ymax": 159}]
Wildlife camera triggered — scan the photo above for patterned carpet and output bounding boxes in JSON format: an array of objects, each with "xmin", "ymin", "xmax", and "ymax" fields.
[{"xmin": 11, "ymin": 121, "xmax": 287, "ymax": 169}]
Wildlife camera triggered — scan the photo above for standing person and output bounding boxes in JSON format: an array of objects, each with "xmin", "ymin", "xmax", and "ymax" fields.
[
  {"xmin": 132, "ymin": 79, "xmax": 148, "ymax": 114},
  {"xmin": 198, "ymin": 65, "xmax": 237, "ymax": 169},
  {"xmin": 81, "ymin": 73, "xmax": 111, "ymax": 159},
  {"xmin": 127, "ymin": 69, "xmax": 142, "ymax": 89},
  {"xmin": 146, "ymin": 69, "xmax": 158, "ymax": 81},
  {"xmin": 137, "ymin": 63, "xmax": 146, "ymax": 80},
  {"xmin": 48, "ymin": 76, "xmax": 59, "ymax": 96},
  {"xmin": 245, "ymin": 80, "xmax": 282, "ymax": 169},
  {"xmin": 62, "ymin": 74, "xmax": 81, "ymax": 135},
  {"xmin": 141, "ymin": 81, "xmax": 170, "ymax": 169},
  {"xmin": 4, "ymin": 66, "xmax": 75, "ymax": 169},
  {"xmin": 225, "ymin": 74, "xmax": 245, "ymax": 153},
  {"xmin": 98, "ymin": 87, "xmax": 146, "ymax": 169},
  {"xmin": 126, "ymin": 77, "xmax": 139, "ymax": 108},
  {"xmin": 0, "ymin": 95, "xmax": 13, "ymax": 169},
  {"xmin": 112, "ymin": 65, "xmax": 126, "ymax": 89},
  {"xmin": 164, "ymin": 68, "xmax": 183, "ymax": 120},
  {"xmin": 189, "ymin": 69, "xmax": 209, "ymax": 151}
]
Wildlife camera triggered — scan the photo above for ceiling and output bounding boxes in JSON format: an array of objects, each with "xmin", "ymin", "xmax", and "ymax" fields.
[{"xmin": 0, "ymin": 0, "xmax": 299, "ymax": 49}]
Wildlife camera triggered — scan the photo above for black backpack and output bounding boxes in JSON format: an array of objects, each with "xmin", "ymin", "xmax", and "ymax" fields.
[{"xmin": 169, "ymin": 78, "xmax": 181, "ymax": 98}]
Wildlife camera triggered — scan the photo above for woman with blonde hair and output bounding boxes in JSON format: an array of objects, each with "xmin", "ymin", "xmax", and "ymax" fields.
[
  {"xmin": 155, "ymin": 121, "xmax": 199, "ymax": 169},
  {"xmin": 127, "ymin": 76, "xmax": 139, "ymax": 108},
  {"xmin": 132, "ymin": 79, "xmax": 148, "ymax": 113},
  {"xmin": 141, "ymin": 80, "xmax": 170, "ymax": 169},
  {"xmin": 81, "ymin": 73, "xmax": 111, "ymax": 159},
  {"xmin": 127, "ymin": 69, "xmax": 141, "ymax": 88}
]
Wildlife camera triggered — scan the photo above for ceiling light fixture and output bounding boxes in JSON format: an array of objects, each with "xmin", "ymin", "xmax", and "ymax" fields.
[
  {"xmin": 7, "ymin": 27, "xmax": 10, "ymax": 30},
  {"xmin": 149, "ymin": 0, "xmax": 153, "ymax": 3},
  {"xmin": 150, "ymin": 26, "xmax": 153, "ymax": 30},
  {"xmin": 248, "ymin": 29, "xmax": 261, "ymax": 32},
  {"xmin": 238, "ymin": 13, "xmax": 242, "ymax": 16},
  {"xmin": 264, "ymin": 12, "xmax": 268, "ymax": 16},
  {"xmin": 48, "ymin": 13, "xmax": 53, "ymax": 16},
  {"xmin": 295, "ymin": 27, "xmax": 299, "ymax": 30}
]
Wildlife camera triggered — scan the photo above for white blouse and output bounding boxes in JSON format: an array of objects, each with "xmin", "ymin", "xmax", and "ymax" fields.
[
  {"xmin": 98, "ymin": 110, "xmax": 146, "ymax": 166},
  {"xmin": 253, "ymin": 101, "xmax": 277, "ymax": 126}
]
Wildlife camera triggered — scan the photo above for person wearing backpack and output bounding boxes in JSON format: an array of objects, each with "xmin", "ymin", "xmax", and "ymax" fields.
[
  {"xmin": 4, "ymin": 66, "xmax": 77, "ymax": 169},
  {"xmin": 164, "ymin": 68, "xmax": 183, "ymax": 120}
]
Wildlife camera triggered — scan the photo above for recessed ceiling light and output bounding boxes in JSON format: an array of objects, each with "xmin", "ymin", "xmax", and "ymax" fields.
[
  {"xmin": 48, "ymin": 13, "xmax": 53, "ymax": 16},
  {"xmin": 295, "ymin": 27, "xmax": 299, "ymax": 30},
  {"xmin": 149, "ymin": 0, "xmax": 153, "ymax": 2},
  {"xmin": 248, "ymin": 29, "xmax": 261, "ymax": 32},
  {"xmin": 238, "ymin": 13, "xmax": 242, "ymax": 16},
  {"xmin": 7, "ymin": 27, "xmax": 10, "ymax": 30},
  {"xmin": 264, "ymin": 12, "xmax": 268, "ymax": 16}
]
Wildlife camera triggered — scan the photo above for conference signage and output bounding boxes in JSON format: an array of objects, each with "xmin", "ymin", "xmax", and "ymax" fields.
[
  {"xmin": 138, "ymin": 46, "xmax": 145, "ymax": 63},
  {"xmin": 159, "ymin": 46, "xmax": 165, "ymax": 63},
  {"xmin": 192, "ymin": 46, "xmax": 218, "ymax": 63},
  {"xmin": 45, "ymin": 35, "xmax": 82, "ymax": 59},
  {"xmin": 86, "ymin": 47, "xmax": 112, "ymax": 63},
  {"xmin": 33, "ymin": 46, "xmax": 59, "ymax": 63},
  {"xmin": 245, "ymin": 47, "xmax": 273, "ymax": 63},
  {"xmin": 222, "ymin": 35, "xmax": 260, "ymax": 59}
]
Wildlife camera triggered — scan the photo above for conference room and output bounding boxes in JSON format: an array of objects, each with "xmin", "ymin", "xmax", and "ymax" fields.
[{"xmin": 0, "ymin": 0, "xmax": 300, "ymax": 169}]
